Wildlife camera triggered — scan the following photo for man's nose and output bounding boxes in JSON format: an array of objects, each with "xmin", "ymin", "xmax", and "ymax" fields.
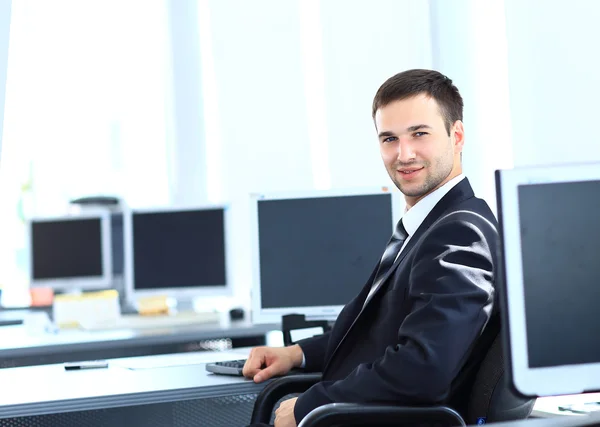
[{"xmin": 396, "ymin": 139, "xmax": 416, "ymax": 163}]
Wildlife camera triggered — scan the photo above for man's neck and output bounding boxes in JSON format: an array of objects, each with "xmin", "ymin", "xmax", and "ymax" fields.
[{"xmin": 405, "ymin": 169, "xmax": 462, "ymax": 210}]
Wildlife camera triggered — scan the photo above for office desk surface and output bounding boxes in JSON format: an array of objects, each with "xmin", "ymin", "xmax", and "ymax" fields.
[
  {"xmin": 0, "ymin": 348, "xmax": 261, "ymax": 419},
  {"xmin": 491, "ymin": 413, "xmax": 600, "ymax": 427},
  {"xmin": 0, "ymin": 320, "xmax": 276, "ymax": 352},
  {"xmin": 533, "ymin": 392, "xmax": 600, "ymax": 417},
  {"xmin": 0, "ymin": 319, "xmax": 278, "ymax": 367},
  {"xmin": 2, "ymin": 348, "xmax": 600, "ymax": 427}
]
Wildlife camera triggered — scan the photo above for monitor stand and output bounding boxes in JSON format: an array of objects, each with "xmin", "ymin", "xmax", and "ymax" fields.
[
  {"xmin": 53, "ymin": 289, "xmax": 84, "ymax": 297},
  {"xmin": 173, "ymin": 298, "xmax": 195, "ymax": 313}
]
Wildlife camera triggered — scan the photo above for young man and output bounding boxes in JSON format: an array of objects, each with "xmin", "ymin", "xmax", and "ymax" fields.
[{"xmin": 244, "ymin": 69, "xmax": 498, "ymax": 427}]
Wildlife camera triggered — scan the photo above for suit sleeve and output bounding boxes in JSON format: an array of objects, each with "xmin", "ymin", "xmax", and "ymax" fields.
[
  {"xmin": 296, "ymin": 332, "xmax": 331, "ymax": 372},
  {"xmin": 294, "ymin": 216, "xmax": 496, "ymax": 423}
]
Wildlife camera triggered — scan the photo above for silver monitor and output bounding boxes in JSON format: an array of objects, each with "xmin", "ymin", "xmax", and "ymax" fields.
[
  {"xmin": 496, "ymin": 162, "xmax": 600, "ymax": 397},
  {"xmin": 29, "ymin": 212, "xmax": 113, "ymax": 291},
  {"xmin": 250, "ymin": 187, "xmax": 402, "ymax": 324},
  {"xmin": 124, "ymin": 205, "xmax": 232, "ymax": 305}
]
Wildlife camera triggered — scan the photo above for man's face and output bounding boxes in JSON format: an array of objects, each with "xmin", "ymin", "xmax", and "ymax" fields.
[{"xmin": 375, "ymin": 94, "xmax": 463, "ymax": 207}]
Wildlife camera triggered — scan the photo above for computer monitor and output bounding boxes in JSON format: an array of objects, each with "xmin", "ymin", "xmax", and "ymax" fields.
[
  {"xmin": 250, "ymin": 187, "xmax": 402, "ymax": 324},
  {"xmin": 496, "ymin": 162, "xmax": 600, "ymax": 397},
  {"xmin": 123, "ymin": 206, "xmax": 231, "ymax": 304},
  {"xmin": 29, "ymin": 212, "xmax": 113, "ymax": 291}
]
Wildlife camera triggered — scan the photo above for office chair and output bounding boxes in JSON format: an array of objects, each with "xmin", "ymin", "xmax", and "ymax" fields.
[{"xmin": 250, "ymin": 317, "xmax": 535, "ymax": 427}]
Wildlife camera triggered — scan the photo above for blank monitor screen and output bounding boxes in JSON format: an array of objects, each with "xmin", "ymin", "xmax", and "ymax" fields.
[
  {"xmin": 131, "ymin": 208, "xmax": 226, "ymax": 290},
  {"xmin": 257, "ymin": 193, "xmax": 393, "ymax": 313},
  {"xmin": 30, "ymin": 214, "xmax": 111, "ymax": 291},
  {"xmin": 518, "ymin": 181, "xmax": 600, "ymax": 369},
  {"xmin": 32, "ymin": 218, "xmax": 103, "ymax": 280},
  {"xmin": 497, "ymin": 163, "xmax": 600, "ymax": 397}
]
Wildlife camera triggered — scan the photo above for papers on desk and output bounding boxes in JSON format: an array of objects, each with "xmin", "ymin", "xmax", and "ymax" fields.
[
  {"xmin": 112, "ymin": 350, "xmax": 250, "ymax": 370},
  {"xmin": 534, "ymin": 392, "xmax": 600, "ymax": 417},
  {"xmin": 558, "ymin": 402, "xmax": 600, "ymax": 415},
  {"xmin": 54, "ymin": 290, "xmax": 120, "ymax": 329}
]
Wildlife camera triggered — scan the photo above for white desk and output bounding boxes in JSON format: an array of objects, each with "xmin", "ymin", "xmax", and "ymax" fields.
[
  {"xmin": 533, "ymin": 393, "xmax": 600, "ymax": 417},
  {"xmin": 491, "ymin": 413, "xmax": 600, "ymax": 427},
  {"xmin": 2, "ymin": 348, "xmax": 600, "ymax": 427},
  {"xmin": 0, "ymin": 316, "xmax": 278, "ymax": 368},
  {"xmin": 0, "ymin": 348, "xmax": 262, "ymax": 426}
]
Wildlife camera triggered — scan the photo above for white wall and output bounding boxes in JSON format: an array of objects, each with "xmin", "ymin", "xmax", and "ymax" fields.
[
  {"xmin": 505, "ymin": 0, "xmax": 600, "ymax": 167},
  {"xmin": 199, "ymin": 0, "xmax": 433, "ymax": 307},
  {"xmin": 320, "ymin": 0, "xmax": 432, "ymax": 189},
  {"xmin": 200, "ymin": 0, "xmax": 314, "ymax": 308},
  {"xmin": 207, "ymin": 0, "xmax": 314, "ymax": 198},
  {"xmin": 429, "ymin": 0, "xmax": 513, "ymax": 214},
  {"xmin": 0, "ymin": 0, "xmax": 11, "ymax": 161},
  {"xmin": 166, "ymin": 0, "xmax": 208, "ymax": 206}
]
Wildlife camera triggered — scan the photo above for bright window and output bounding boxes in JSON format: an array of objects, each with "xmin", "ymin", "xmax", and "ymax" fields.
[{"xmin": 0, "ymin": 0, "xmax": 173, "ymax": 289}]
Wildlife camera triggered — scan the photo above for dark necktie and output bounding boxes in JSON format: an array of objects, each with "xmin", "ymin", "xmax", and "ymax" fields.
[{"xmin": 365, "ymin": 219, "xmax": 409, "ymax": 303}]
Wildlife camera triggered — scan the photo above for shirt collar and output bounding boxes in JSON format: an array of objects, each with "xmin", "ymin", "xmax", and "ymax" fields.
[{"xmin": 402, "ymin": 174, "xmax": 466, "ymax": 237}]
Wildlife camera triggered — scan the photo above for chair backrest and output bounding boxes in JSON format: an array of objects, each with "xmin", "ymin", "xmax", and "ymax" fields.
[
  {"xmin": 447, "ymin": 314, "xmax": 535, "ymax": 425},
  {"xmin": 465, "ymin": 332, "xmax": 535, "ymax": 424}
]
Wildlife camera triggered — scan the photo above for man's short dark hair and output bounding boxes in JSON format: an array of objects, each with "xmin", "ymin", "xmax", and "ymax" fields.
[{"xmin": 372, "ymin": 69, "xmax": 463, "ymax": 135}]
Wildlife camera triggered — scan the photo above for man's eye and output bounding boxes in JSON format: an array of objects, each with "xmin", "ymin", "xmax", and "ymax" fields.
[
  {"xmin": 414, "ymin": 132, "xmax": 428, "ymax": 137},
  {"xmin": 382, "ymin": 136, "xmax": 397, "ymax": 143}
]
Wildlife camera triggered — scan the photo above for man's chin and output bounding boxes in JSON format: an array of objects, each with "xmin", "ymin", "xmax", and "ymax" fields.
[
  {"xmin": 396, "ymin": 182, "xmax": 427, "ymax": 198},
  {"xmin": 401, "ymin": 190, "xmax": 427, "ymax": 199}
]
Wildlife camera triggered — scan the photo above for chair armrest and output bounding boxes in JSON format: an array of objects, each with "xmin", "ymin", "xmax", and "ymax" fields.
[
  {"xmin": 250, "ymin": 373, "xmax": 322, "ymax": 424},
  {"xmin": 298, "ymin": 403, "xmax": 466, "ymax": 427}
]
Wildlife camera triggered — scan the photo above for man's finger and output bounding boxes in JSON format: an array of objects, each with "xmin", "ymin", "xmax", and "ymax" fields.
[
  {"xmin": 254, "ymin": 364, "xmax": 280, "ymax": 383},
  {"xmin": 243, "ymin": 354, "xmax": 264, "ymax": 378}
]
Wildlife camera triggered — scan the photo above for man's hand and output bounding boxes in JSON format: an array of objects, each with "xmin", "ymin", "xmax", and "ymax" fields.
[
  {"xmin": 274, "ymin": 397, "xmax": 298, "ymax": 427},
  {"xmin": 242, "ymin": 345, "xmax": 303, "ymax": 383}
]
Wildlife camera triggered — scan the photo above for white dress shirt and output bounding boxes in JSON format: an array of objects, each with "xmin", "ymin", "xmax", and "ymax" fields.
[{"xmin": 364, "ymin": 174, "xmax": 466, "ymax": 303}]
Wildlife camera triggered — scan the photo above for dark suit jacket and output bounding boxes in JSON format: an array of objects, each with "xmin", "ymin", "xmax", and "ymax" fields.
[{"xmin": 294, "ymin": 178, "xmax": 499, "ymax": 423}]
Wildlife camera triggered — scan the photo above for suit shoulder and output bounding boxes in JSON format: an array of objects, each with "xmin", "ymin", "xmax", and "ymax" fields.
[
  {"xmin": 438, "ymin": 197, "xmax": 498, "ymax": 230},
  {"xmin": 427, "ymin": 203, "xmax": 499, "ymax": 248},
  {"xmin": 416, "ymin": 204, "xmax": 499, "ymax": 272}
]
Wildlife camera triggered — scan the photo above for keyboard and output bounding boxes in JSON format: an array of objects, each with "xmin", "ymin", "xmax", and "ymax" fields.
[
  {"xmin": 205, "ymin": 359, "xmax": 247, "ymax": 376},
  {"xmin": 81, "ymin": 311, "xmax": 221, "ymax": 331}
]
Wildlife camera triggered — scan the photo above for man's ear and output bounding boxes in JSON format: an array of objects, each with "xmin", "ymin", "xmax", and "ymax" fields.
[{"xmin": 452, "ymin": 120, "xmax": 465, "ymax": 154}]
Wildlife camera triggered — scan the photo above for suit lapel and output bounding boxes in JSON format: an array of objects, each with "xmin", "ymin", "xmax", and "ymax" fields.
[
  {"xmin": 362, "ymin": 178, "xmax": 475, "ymax": 306},
  {"xmin": 322, "ymin": 179, "xmax": 476, "ymax": 374}
]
